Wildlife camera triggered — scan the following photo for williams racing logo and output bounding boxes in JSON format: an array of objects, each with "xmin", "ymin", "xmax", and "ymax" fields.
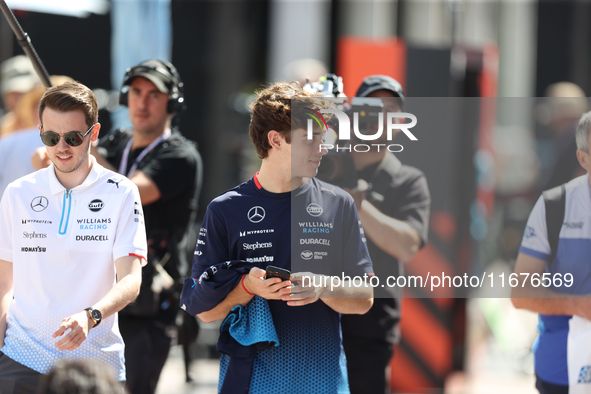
[
  {"xmin": 21, "ymin": 246, "xmax": 46, "ymax": 253},
  {"xmin": 77, "ymin": 218, "xmax": 111, "ymax": 230},
  {"xmin": 299, "ymin": 221, "xmax": 333, "ymax": 234}
]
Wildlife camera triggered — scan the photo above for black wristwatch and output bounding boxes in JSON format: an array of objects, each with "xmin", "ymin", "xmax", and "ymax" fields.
[{"xmin": 84, "ymin": 307, "xmax": 102, "ymax": 328}]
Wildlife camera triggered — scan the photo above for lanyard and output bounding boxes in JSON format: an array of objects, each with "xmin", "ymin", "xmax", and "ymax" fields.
[{"xmin": 119, "ymin": 129, "xmax": 171, "ymax": 177}]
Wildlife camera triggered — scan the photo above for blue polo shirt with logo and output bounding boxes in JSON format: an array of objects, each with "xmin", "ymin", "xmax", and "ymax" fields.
[
  {"xmin": 519, "ymin": 174, "xmax": 591, "ymax": 387},
  {"xmin": 192, "ymin": 175, "xmax": 373, "ymax": 394}
]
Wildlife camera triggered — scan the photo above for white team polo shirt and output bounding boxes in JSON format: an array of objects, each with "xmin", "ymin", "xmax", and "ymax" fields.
[{"xmin": 0, "ymin": 157, "xmax": 147, "ymax": 380}]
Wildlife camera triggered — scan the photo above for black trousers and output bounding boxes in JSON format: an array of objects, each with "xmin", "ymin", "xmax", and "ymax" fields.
[
  {"xmin": 119, "ymin": 316, "xmax": 172, "ymax": 394},
  {"xmin": 342, "ymin": 337, "xmax": 394, "ymax": 394},
  {"xmin": 0, "ymin": 352, "xmax": 42, "ymax": 394}
]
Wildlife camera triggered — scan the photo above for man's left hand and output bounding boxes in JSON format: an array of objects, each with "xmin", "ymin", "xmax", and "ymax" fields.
[{"xmin": 52, "ymin": 311, "xmax": 93, "ymax": 351}]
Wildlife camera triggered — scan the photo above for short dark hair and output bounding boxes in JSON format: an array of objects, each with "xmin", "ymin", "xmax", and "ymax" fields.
[
  {"xmin": 39, "ymin": 81, "xmax": 98, "ymax": 128},
  {"xmin": 249, "ymin": 81, "xmax": 333, "ymax": 159}
]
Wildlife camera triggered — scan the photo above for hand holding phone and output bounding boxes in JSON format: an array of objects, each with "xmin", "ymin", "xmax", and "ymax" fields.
[{"xmin": 265, "ymin": 265, "xmax": 291, "ymax": 281}]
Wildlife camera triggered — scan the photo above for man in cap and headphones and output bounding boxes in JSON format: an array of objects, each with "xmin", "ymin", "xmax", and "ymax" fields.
[{"xmin": 91, "ymin": 59, "xmax": 203, "ymax": 394}]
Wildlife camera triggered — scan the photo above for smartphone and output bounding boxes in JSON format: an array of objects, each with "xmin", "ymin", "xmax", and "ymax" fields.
[{"xmin": 265, "ymin": 265, "xmax": 291, "ymax": 281}]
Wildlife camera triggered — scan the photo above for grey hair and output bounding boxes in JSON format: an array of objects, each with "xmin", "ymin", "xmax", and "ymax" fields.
[{"xmin": 576, "ymin": 111, "xmax": 591, "ymax": 153}]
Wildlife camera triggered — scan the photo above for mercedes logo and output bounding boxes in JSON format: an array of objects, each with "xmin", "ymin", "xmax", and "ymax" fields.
[
  {"xmin": 30, "ymin": 196, "xmax": 49, "ymax": 212},
  {"xmin": 247, "ymin": 206, "xmax": 265, "ymax": 223}
]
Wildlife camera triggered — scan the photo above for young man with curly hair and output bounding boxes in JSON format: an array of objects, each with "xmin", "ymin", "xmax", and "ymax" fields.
[{"xmin": 181, "ymin": 82, "xmax": 374, "ymax": 394}]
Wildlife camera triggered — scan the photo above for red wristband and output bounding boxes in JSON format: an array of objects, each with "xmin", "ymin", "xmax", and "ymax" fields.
[{"xmin": 241, "ymin": 274, "xmax": 255, "ymax": 296}]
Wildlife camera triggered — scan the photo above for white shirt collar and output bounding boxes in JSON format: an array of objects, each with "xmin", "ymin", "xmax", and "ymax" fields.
[{"xmin": 48, "ymin": 155, "xmax": 102, "ymax": 195}]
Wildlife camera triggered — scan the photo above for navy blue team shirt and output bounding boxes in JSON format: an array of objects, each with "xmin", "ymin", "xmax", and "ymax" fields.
[{"xmin": 188, "ymin": 174, "xmax": 373, "ymax": 394}]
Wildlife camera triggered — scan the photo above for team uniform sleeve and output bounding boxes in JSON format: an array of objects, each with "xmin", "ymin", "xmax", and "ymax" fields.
[
  {"xmin": 112, "ymin": 184, "xmax": 148, "ymax": 265},
  {"xmin": 391, "ymin": 171, "xmax": 430, "ymax": 248},
  {"xmin": 180, "ymin": 203, "xmax": 235, "ymax": 316},
  {"xmin": 519, "ymin": 195, "xmax": 551, "ymax": 262},
  {"xmin": 0, "ymin": 188, "xmax": 13, "ymax": 262},
  {"xmin": 341, "ymin": 194, "xmax": 374, "ymax": 276},
  {"xmin": 190, "ymin": 204, "xmax": 230, "ymax": 279},
  {"xmin": 138, "ymin": 144, "xmax": 198, "ymax": 203}
]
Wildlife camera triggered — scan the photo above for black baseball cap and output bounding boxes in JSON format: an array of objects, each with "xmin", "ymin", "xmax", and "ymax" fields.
[
  {"xmin": 122, "ymin": 60, "xmax": 175, "ymax": 94},
  {"xmin": 355, "ymin": 75, "xmax": 405, "ymax": 107}
]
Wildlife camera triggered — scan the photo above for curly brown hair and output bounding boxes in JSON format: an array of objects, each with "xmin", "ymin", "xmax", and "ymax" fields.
[{"xmin": 249, "ymin": 81, "xmax": 333, "ymax": 159}]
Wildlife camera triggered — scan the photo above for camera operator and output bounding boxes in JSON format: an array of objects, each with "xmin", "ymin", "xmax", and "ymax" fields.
[
  {"xmin": 91, "ymin": 60, "xmax": 203, "ymax": 394},
  {"xmin": 340, "ymin": 75, "xmax": 431, "ymax": 394}
]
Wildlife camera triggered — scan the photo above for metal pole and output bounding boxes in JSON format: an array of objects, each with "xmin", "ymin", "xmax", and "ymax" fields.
[{"xmin": 0, "ymin": 0, "xmax": 52, "ymax": 87}]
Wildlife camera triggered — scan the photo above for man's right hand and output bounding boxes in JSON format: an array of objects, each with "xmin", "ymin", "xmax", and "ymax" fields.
[
  {"xmin": 243, "ymin": 267, "xmax": 291, "ymax": 300},
  {"xmin": 31, "ymin": 147, "xmax": 51, "ymax": 170}
]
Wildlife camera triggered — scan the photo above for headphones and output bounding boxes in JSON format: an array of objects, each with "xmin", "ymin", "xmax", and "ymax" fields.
[{"xmin": 119, "ymin": 59, "xmax": 186, "ymax": 114}]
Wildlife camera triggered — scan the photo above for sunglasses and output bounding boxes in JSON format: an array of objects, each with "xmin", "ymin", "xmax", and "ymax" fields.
[{"xmin": 40, "ymin": 124, "xmax": 96, "ymax": 147}]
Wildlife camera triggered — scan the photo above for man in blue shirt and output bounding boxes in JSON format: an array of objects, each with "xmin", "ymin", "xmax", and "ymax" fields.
[
  {"xmin": 512, "ymin": 110, "xmax": 591, "ymax": 394},
  {"xmin": 181, "ymin": 82, "xmax": 374, "ymax": 394}
]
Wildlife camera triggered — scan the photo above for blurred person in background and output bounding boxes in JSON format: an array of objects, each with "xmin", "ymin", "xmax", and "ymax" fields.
[
  {"xmin": 40, "ymin": 359, "xmax": 125, "ymax": 394},
  {"xmin": 512, "ymin": 110, "xmax": 591, "ymax": 394},
  {"xmin": 0, "ymin": 81, "xmax": 146, "ymax": 393},
  {"xmin": 340, "ymin": 75, "xmax": 431, "ymax": 394},
  {"xmin": 539, "ymin": 82, "xmax": 588, "ymax": 190},
  {"xmin": 0, "ymin": 76, "xmax": 72, "ymax": 196},
  {"xmin": 0, "ymin": 55, "xmax": 40, "ymax": 137},
  {"xmin": 91, "ymin": 59, "xmax": 202, "ymax": 394}
]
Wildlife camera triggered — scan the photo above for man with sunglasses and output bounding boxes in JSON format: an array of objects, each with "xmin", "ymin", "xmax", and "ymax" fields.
[{"xmin": 0, "ymin": 81, "xmax": 147, "ymax": 393}]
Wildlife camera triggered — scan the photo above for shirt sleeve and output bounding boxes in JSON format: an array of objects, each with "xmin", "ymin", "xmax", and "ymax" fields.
[
  {"xmin": 390, "ymin": 171, "xmax": 430, "ymax": 248},
  {"xmin": 519, "ymin": 195, "xmax": 551, "ymax": 262},
  {"xmin": 191, "ymin": 203, "xmax": 230, "ymax": 279},
  {"xmin": 0, "ymin": 187, "xmax": 13, "ymax": 262},
  {"xmin": 341, "ymin": 194, "xmax": 374, "ymax": 276},
  {"xmin": 138, "ymin": 143, "xmax": 198, "ymax": 203},
  {"xmin": 112, "ymin": 184, "xmax": 148, "ymax": 265},
  {"xmin": 181, "ymin": 202, "xmax": 234, "ymax": 316}
]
